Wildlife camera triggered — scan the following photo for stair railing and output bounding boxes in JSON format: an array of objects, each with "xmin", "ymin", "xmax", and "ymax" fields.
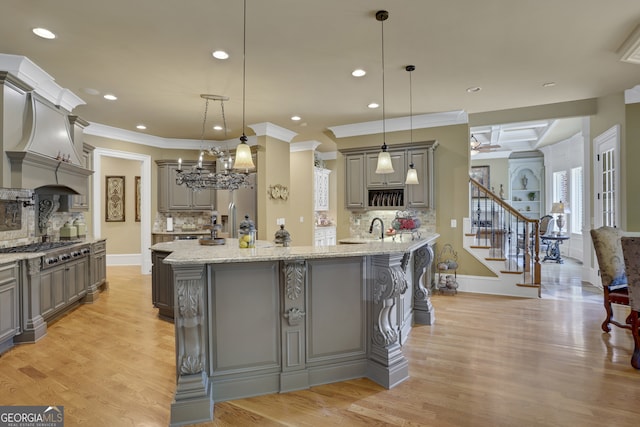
[{"xmin": 469, "ymin": 177, "xmax": 541, "ymax": 289}]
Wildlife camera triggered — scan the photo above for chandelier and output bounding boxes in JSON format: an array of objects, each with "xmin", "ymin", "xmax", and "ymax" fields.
[
  {"xmin": 177, "ymin": 0, "xmax": 255, "ymax": 191},
  {"xmin": 176, "ymin": 94, "xmax": 254, "ymax": 191}
]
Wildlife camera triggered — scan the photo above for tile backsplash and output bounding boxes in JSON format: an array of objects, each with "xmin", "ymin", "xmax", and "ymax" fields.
[{"xmin": 0, "ymin": 188, "xmax": 86, "ymax": 248}]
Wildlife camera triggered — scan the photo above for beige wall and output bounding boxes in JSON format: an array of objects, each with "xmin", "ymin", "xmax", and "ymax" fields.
[
  {"xmin": 289, "ymin": 151, "xmax": 314, "ymax": 246},
  {"xmin": 257, "ymin": 136, "xmax": 290, "ymax": 241},
  {"xmin": 100, "ymin": 156, "xmax": 141, "ymax": 254},
  {"xmin": 471, "ymin": 157, "xmax": 509, "ymax": 198}
]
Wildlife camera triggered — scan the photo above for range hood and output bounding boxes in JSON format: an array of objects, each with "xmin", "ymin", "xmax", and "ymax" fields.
[{"xmin": 1, "ymin": 70, "xmax": 93, "ymax": 195}]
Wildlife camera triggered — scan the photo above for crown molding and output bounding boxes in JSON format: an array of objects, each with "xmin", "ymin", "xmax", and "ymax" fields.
[
  {"xmin": 0, "ymin": 54, "xmax": 85, "ymax": 112},
  {"xmin": 290, "ymin": 140, "xmax": 321, "ymax": 152},
  {"xmin": 85, "ymin": 122, "xmax": 257, "ymax": 149},
  {"xmin": 625, "ymin": 85, "xmax": 640, "ymax": 104},
  {"xmin": 249, "ymin": 122, "xmax": 298, "ymax": 142},
  {"xmin": 328, "ymin": 110, "xmax": 468, "ymax": 138}
]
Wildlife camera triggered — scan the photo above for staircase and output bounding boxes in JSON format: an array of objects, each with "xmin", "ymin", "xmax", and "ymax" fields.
[{"xmin": 462, "ymin": 178, "xmax": 541, "ymax": 298}]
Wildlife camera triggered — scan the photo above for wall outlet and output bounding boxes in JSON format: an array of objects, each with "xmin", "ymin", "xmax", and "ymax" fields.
[
  {"xmin": 450, "ymin": 219, "xmax": 457, "ymax": 228},
  {"xmin": 276, "ymin": 218, "xmax": 285, "ymax": 226},
  {"xmin": 300, "ymin": 216, "xmax": 304, "ymax": 223}
]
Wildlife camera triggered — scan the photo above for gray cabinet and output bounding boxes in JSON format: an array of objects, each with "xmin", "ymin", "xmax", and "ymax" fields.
[
  {"xmin": 0, "ymin": 261, "xmax": 19, "ymax": 354},
  {"xmin": 90, "ymin": 239, "xmax": 107, "ymax": 290},
  {"xmin": 366, "ymin": 151, "xmax": 406, "ymax": 188},
  {"xmin": 345, "ymin": 154, "xmax": 365, "ymax": 209},
  {"xmin": 152, "ymin": 250, "xmax": 174, "ymax": 321},
  {"xmin": 405, "ymin": 147, "xmax": 434, "ymax": 208},
  {"xmin": 40, "ymin": 257, "xmax": 89, "ymax": 321},
  {"xmin": 341, "ymin": 141, "xmax": 437, "ymax": 210},
  {"xmin": 157, "ymin": 160, "xmax": 216, "ymax": 212},
  {"xmin": 71, "ymin": 143, "xmax": 94, "ymax": 211}
]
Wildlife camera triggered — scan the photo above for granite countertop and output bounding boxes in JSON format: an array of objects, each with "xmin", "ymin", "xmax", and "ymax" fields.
[{"xmin": 156, "ymin": 233, "xmax": 438, "ymax": 265}]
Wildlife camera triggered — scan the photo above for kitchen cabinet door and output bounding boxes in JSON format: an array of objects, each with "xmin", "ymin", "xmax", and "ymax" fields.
[
  {"xmin": 405, "ymin": 148, "xmax": 432, "ymax": 208},
  {"xmin": 345, "ymin": 154, "xmax": 365, "ymax": 209},
  {"xmin": 157, "ymin": 160, "xmax": 216, "ymax": 211},
  {"xmin": 366, "ymin": 151, "xmax": 406, "ymax": 188},
  {"xmin": 0, "ymin": 262, "xmax": 19, "ymax": 351},
  {"xmin": 152, "ymin": 250, "xmax": 174, "ymax": 320},
  {"xmin": 314, "ymin": 167, "xmax": 331, "ymax": 211}
]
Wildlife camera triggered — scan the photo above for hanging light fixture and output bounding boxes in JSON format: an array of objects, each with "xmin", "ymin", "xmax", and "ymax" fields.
[
  {"xmin": 175, "ymin": 0, "xmax": 254, "ymax": 190},
  {"xmin": 175, "ymin": 94, "xmax": 253, "ymax": 191},
  {"xmin": 404, "ymin": 64, "xmax": 419, "ymax": 185},
  {"xmin": 374, "ymin": 10, "xmax": 394, "ymax": 175},
  {"xmin": 233, "ymin": 0, "xmax": 256, "ymax": 171}
]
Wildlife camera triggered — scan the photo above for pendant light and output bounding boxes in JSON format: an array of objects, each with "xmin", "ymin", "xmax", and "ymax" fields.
[
  {"xmin": 404, "ymin": 64, "xmax": 419, "ymax": 185},
  {"xmin": 233, "ymin": 0, "xmax": 255, "ymax": 171},
  {"xmin": 374, "ymin": 10, "xmax": 394, "ymax": 175}
]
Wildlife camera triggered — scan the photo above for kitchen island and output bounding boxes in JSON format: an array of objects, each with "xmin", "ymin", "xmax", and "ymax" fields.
[{"xmin": 153, "ymin": 235, "xmax": 437, "ymax": 426}]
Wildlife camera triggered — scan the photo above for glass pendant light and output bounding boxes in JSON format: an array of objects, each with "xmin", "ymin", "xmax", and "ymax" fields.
[
  {"xmin": 374, "ymin": 10, "xmax": 394, "ymax": 175},
  {"xmin": 404, "ymin": 64, "xmax": 419, "ymax": 185},
  {"xmin": 233, "ymin": 0, "xmax": 256, "ymax": 171}
]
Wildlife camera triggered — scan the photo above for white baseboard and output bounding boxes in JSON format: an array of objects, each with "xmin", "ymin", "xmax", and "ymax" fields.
[{"xmin": 106, "ymin": 253, "xmax": 141, "ymax": 266}]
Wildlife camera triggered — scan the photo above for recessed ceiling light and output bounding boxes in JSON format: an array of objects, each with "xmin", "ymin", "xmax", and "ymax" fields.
[
  {"xmin": 212, "ymin": 50, "xmax": 229, "ymax": 60},
  {"xmin": 81, "ymin": 88, "xmax": 100, "ymax": 96},
  {"xmin": 213, "ymin": 125, "xmax": 223, "ymax": 131},
  {"xmin": 136, "ymin": 124, "xmax": 147, "ymax": 130},
  {"xmin": 368, "ymin": 102, "xmax": 379, "ymax": 109},
  {"xmin": 32, "ymin": 28, "xmax": 56, "ymax": 39},
  {"xmin": 466, "ymin": 86, "xmax": 482, "ymax": 93},
  {"xmin": 352, "ymin": 69, "xmax": 366, "ymax": 77},
  {"xmin": 542, "ymin": 82, "xmax": 556, "ymax": 87},
  {"xmin": 103, "ymin": 94, "xmax": 117, "ymax": 101},
  {"xmin": 291, "ymin": 116, "xmax": 301, "ymax": 121}
]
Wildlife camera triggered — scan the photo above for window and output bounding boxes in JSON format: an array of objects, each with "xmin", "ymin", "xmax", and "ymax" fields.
[
  {"xmin": 552, "ymin": 170, "xmax": 568, "ymax": 204},
  {"xmin": 571, "ymin": 167, "xmax": 583, "ymax": 234}
]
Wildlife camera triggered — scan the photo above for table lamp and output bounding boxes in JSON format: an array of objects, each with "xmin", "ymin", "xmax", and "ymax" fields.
[{"xmin": 551, "ymin": 201, "xmax": 570, "ymax": 235}]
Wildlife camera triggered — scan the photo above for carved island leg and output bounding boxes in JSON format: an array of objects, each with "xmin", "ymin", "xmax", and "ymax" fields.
[
  {"xmin": 170, "ymin": 264, "xmax": 213, "ymax": 427},
  {"xmin": 367, "ymin": 253, "xmax": 409, "ymax": 388},
  {"xmin": 413, "ymin": 243, "xmax": 435, "ymax": 325}
]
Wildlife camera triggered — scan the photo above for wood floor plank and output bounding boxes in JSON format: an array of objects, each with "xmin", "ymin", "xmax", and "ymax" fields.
[{"xmin": 1, "ymin": 265, "xmax": 640, "ymax": 426}]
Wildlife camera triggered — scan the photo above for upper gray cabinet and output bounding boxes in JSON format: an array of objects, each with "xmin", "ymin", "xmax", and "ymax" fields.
[
  {"xmin": 366, "ymin": 151, "xmax": 406, "ymax": 188},
  {"xmin": 344, "ymin": 153, "xmax": 366, "ymax": 209},
  {"xmin": 156, "ymin": 160, "xmax": 216, "ymax": 212},
  {"xmin": 341, "ymin": 141, "xmax": 437, "ymax": 210}
]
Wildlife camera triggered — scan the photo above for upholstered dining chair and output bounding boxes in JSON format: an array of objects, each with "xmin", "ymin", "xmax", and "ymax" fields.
[
  {"xmin": 590, "ymin": 226, "xmax": 640, "ymax": 333},
  {"xmin": 620, "ymin": 236, "xmax": 640, "ymax": 369}
]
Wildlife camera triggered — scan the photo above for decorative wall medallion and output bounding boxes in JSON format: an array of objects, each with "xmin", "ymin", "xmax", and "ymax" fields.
[{"xmin": 268, "ymin": 184, "xmax": 289, "ymax": 200}]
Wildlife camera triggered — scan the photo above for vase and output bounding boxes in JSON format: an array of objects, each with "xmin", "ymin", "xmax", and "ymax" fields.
[{"xmin": 521, "ymin": 175, "xmax": 528, "ymax": 190}]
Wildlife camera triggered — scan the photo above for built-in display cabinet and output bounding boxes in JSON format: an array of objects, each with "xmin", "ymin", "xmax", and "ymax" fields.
[
  {"xmin": 156, "ymin": 160, "xmax": 216, "ymax": 212},
  {"xmin": 314, "ymin": 167, "xmax": 331, "ymax": 211},
  {"xmin": 341, "ymin": 141, "xmax": 437, "ymax": 210},
  {"xmin": 509, "ymin": 154, "xmax": 544, "ymax": 220}
]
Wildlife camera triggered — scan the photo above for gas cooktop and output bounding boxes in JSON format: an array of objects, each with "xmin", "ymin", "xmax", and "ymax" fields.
[{"xmin": 0, "ymin": 241, "xmax": 82, "ymax": 254}]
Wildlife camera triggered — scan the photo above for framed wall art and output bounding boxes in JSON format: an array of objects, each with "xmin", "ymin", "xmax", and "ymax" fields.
[
  {"xmin": 470, "ymin": 165, "xmax": 490, "ymax": 198},
  {"xmin": 106, "ymin": 176, "xmax": 125, "ymax": 222},
  {"xmin": 135, "ymin": 176, "xmax": 141, "ymax": 222}
]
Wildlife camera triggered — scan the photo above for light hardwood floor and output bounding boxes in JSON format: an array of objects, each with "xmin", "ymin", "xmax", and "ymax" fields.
[{"xmin": 2, "ymin": 265, "xmax": 640, "ymax": 426}]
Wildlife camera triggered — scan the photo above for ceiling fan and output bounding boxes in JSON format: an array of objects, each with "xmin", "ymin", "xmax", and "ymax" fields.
[{"xmin": 470, "ymin": 134, "xmax": 501, "ymax": 155}]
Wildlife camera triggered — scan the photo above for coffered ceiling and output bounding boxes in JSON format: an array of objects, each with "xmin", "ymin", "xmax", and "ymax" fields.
[{"xmin": 2, "ymin": 1, "xmax": 640, "ymax": 152}]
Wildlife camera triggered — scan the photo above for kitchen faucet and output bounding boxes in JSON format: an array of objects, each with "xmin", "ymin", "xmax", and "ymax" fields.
[{"xmin": 369, "ymin": 217, "xmax": 384, "ymax": 240}]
